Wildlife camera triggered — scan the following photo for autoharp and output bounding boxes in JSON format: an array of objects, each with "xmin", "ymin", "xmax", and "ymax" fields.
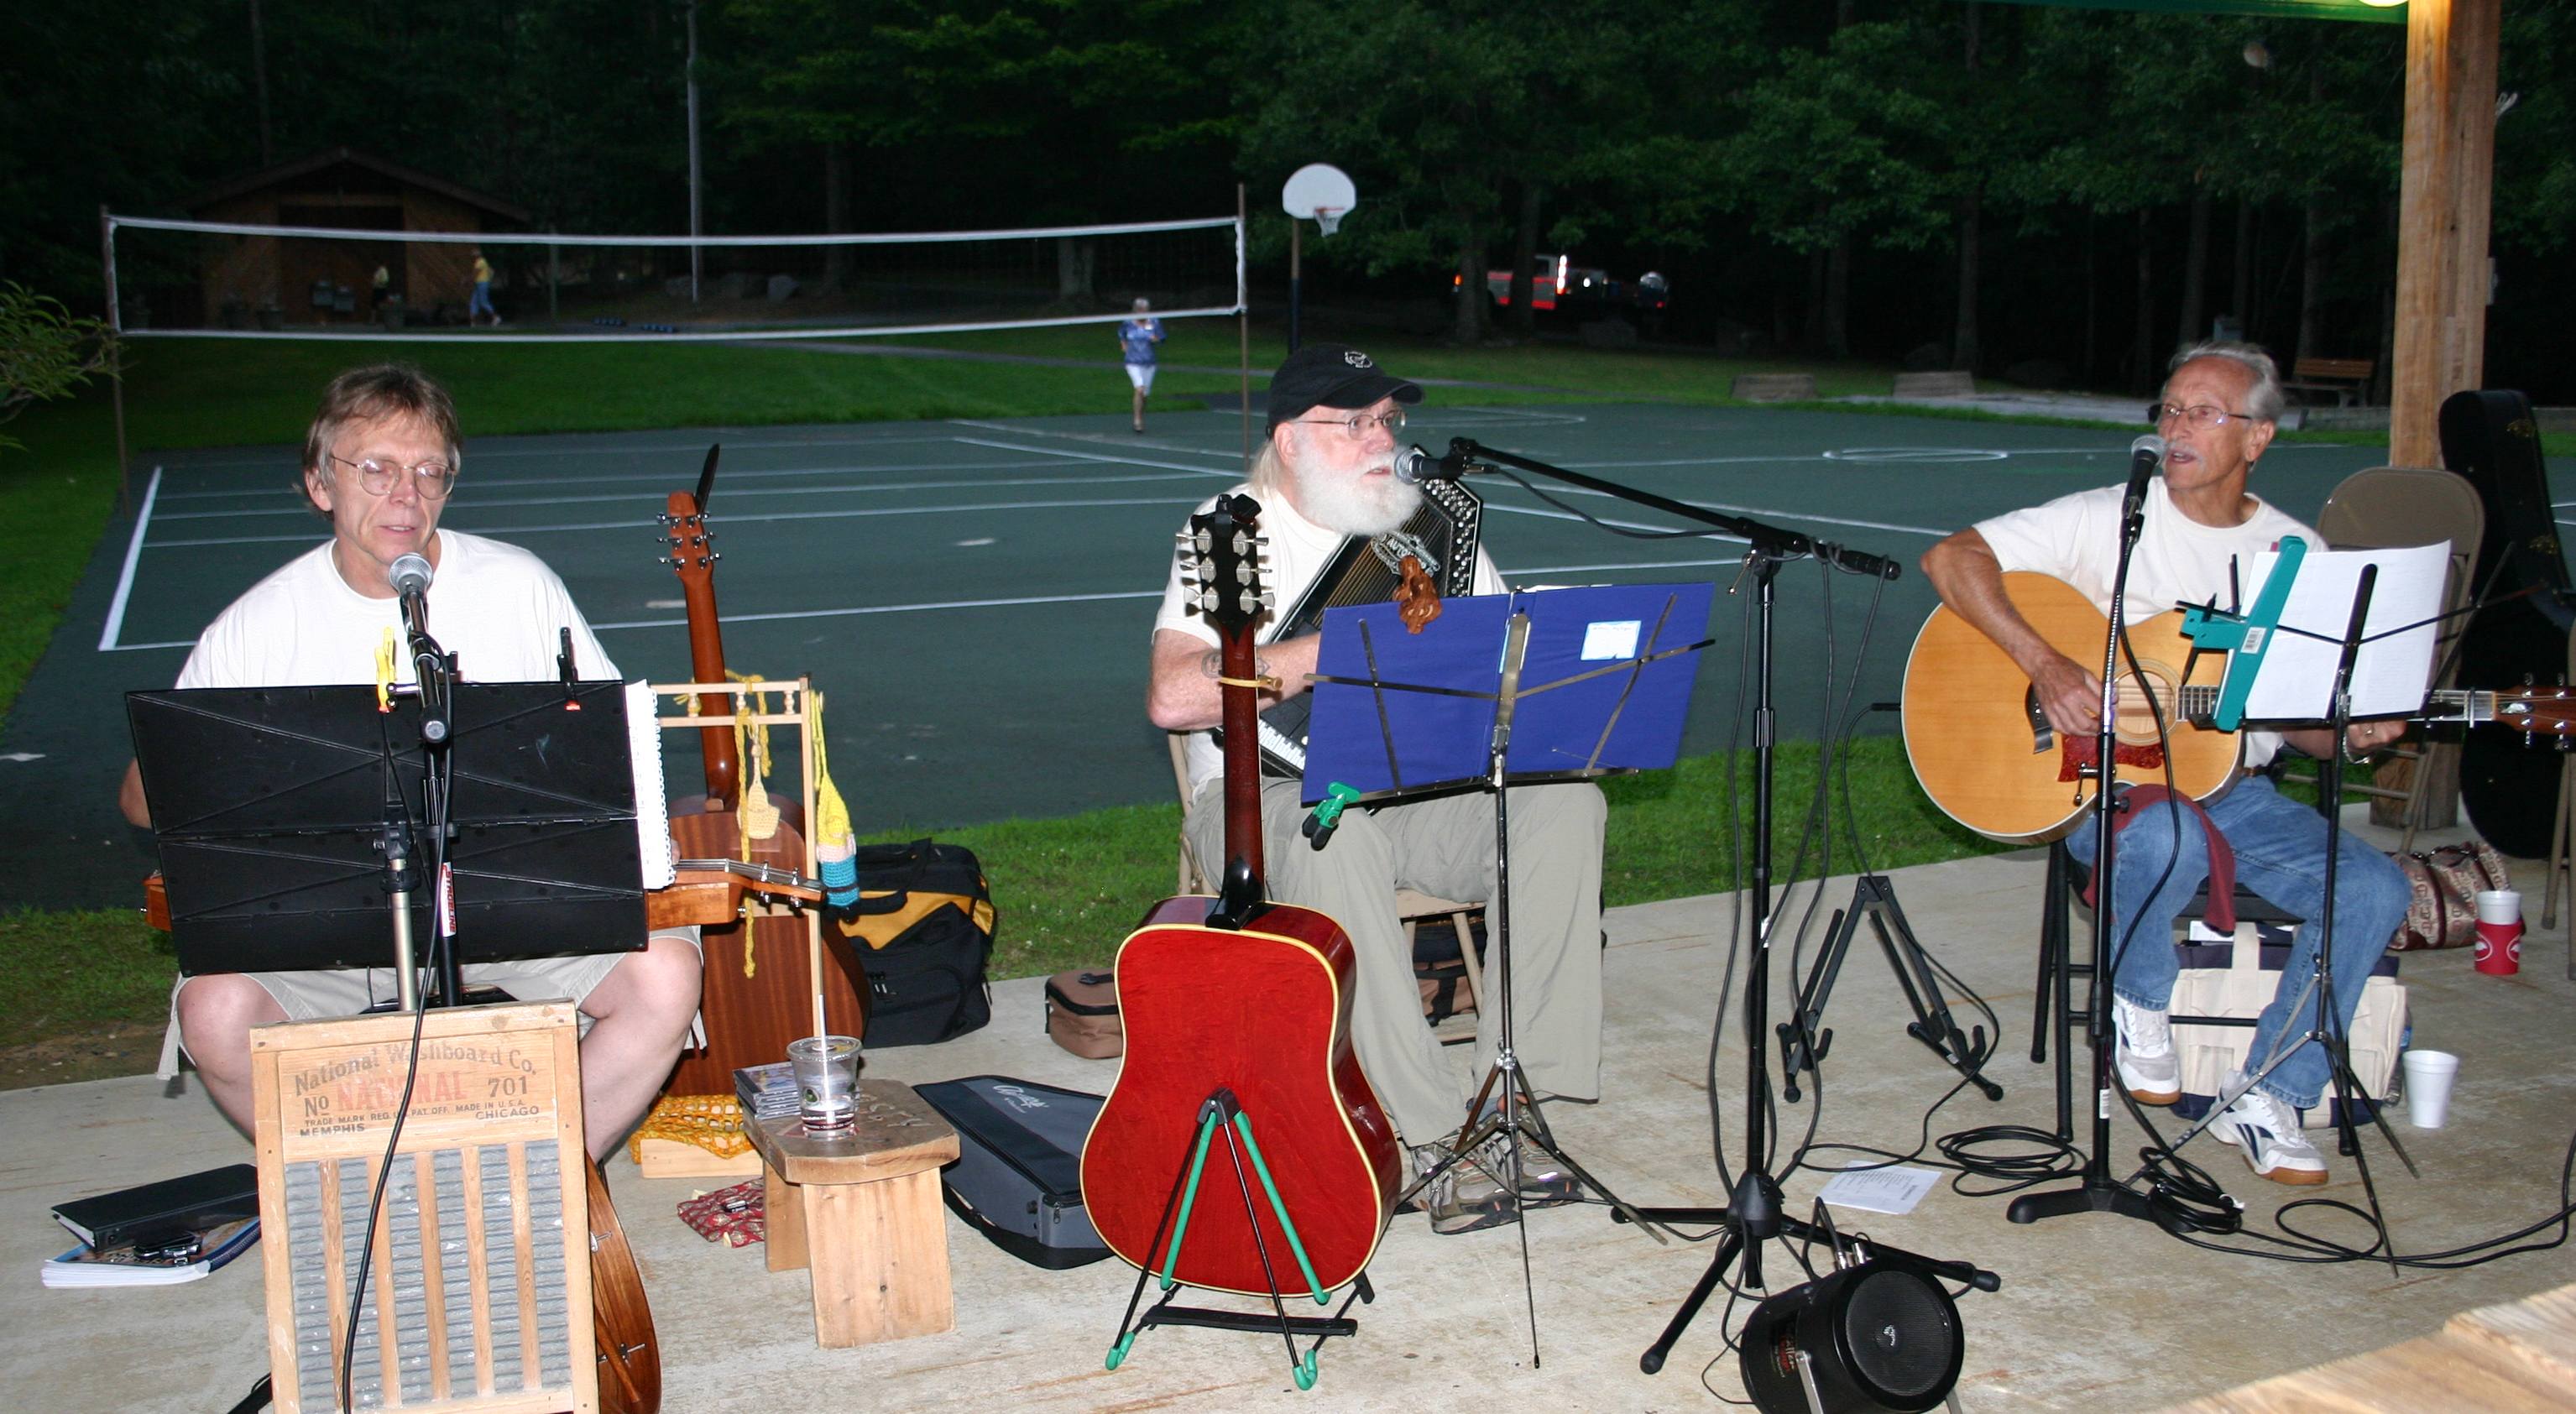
[{"xmin": 1251, "ymin": 479, "xmax": 1482, "ymax": 776}]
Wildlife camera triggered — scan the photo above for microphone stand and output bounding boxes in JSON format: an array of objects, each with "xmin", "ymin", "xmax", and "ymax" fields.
[
  {"xmin": 398, "ymin": 592, "xmax": 463, "ymax": 1010},
  {"xmin": 1435, "ymin": 439, "xmax": 1997, "ymax": 1373},
  {"xmin": 2004, "ymin": 476, "xmax": 2163, "ymax": 1229}
]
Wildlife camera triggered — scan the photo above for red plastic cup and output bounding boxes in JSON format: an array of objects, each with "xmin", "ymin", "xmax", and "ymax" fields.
[{"xmin": 2474, "ymin": 920, "xmax": 2522, "ymax": 976}]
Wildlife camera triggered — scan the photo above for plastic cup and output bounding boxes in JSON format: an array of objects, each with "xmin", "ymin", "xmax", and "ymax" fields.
[
  {"xmin": 2402, "ymin": 1049, "xmax": 2459, "ymax": 1129},
  {"xmin": 786, "ymin": 1035, "xmax": 862, "ymax": 1132},
  {"xmin": 2474, "ymin": 921, "xmax": 2524, "ymax": 976},
  {"xmin": 2474, "ymin": 890, "xmax": 2521, "ymax": 926}
]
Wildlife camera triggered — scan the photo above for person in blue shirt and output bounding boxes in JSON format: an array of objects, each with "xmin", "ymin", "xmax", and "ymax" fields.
[{"xmin": 1119, "ymin": 298, "xmax": 1167, "ymax": 433}]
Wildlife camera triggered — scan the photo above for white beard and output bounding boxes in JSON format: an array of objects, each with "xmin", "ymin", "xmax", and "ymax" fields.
[{"xmin": 1291, "ymin": 454, "xmax": 1422, "ymax": 538}]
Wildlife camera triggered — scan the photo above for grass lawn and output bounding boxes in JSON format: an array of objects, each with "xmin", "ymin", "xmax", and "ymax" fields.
[{"xmin": 0, "ymin": 325, "xmax": 2375, "ymax": 1080}]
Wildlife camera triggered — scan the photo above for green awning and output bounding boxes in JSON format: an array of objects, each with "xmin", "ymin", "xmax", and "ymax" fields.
[{"xmin": 1980, "ymin": 0, "xmax": 2404, "ymax": 23}]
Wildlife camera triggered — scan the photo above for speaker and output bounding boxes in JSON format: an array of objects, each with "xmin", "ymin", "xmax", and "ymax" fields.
[{"xmin": 1738, "ymin": 1260, "xmax": 1963, "ymax": 1414}]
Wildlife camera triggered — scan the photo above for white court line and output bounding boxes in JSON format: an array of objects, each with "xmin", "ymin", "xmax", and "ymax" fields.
[
  {"xmin": 97, "ymin": 467, "xmax": 163, "ymax": 653},
  {"xmin": 588, "ymin": 587, "xmax": 1162, "ymax": 632},
  {"xmin": 149, "ymin": 467, "xmax": 1216, "ymax": 523},
  {"xmin": 151, "ymin": 454, "xmax": 1099, "ymax": 501},
  {"xmin": 156, "ymin": 430, "xmax": 983, "ymax": 472},
  {"xmin": 147, "ymin": 494, "xmax": 1210, "ymax": 548}
]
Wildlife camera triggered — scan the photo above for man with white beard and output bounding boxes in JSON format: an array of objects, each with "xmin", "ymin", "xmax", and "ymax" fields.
[{"xmin": 1147, "ymin": 343, "xmax": 1608, "ymax": 1234}]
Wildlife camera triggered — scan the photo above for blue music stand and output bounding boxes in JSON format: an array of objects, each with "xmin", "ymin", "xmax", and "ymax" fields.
[
  {"xmin": 1301, "ymin": 582, "xmax": 1715, "ymax": 805},
  {"xmin": 1297, "ymin": 582, "xmax": 1714, "ymax": 1253}
]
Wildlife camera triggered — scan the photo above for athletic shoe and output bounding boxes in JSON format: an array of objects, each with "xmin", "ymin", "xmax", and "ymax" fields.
[
  {"xmin": 1471, "ymin": 1109, "xmax": 1582, "ymax": 1207},
  {"xmin": 1408, "ymin": 1142, "xmax": 1515, "ymax": 1234},
  {"xmin": 2211, "ymin": 1072, "xmax": 2328, "ymax": 1186},
  {"xmin": 2113, "ymin": 994, "xmax": 2181, "ymax": 1105}
]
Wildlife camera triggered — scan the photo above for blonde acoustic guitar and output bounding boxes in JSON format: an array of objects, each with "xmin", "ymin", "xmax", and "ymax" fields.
[{"xmin": 1902, "ymin": 571, "xmax": 2240, "ymax": 844}]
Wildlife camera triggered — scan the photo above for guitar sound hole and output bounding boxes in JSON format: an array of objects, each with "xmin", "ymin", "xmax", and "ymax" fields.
[{"xmin": 2113, "ymin": 662, "xmax": 2181, "ymax": 747}]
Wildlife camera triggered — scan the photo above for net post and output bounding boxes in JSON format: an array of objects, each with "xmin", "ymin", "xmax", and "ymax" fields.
[
  {"xmin": 100, "ymin": 205, "xmax": 130, "ymax": 513},
  {"xmin": 548, "ymin": 229, "xmax": 560, "ymax": 326}
]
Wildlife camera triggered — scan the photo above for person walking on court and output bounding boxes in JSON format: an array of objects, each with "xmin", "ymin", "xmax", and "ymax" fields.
[
  {"xmin": 1119, "ymin": 298, "xmax": 1165, "ymax": 433},
  {"xmin": 468, "ymin": 246, "xmax": 499, "ymax": 326}
]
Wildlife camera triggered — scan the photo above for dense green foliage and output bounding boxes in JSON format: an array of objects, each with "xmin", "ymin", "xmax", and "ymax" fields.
[{"xmin": 7, "ymin": 3, "xmax": 2575, "ymax": 394}]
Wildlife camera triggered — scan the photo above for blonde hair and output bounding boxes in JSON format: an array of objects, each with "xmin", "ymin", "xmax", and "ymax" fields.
[{"xmin": 300, "ymin": 363, "xmax": 460, "ymax": 517}]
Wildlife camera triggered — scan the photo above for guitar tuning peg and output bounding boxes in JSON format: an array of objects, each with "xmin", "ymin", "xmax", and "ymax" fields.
[
  {"xmin": 1196, "ymin": 588, "xmax": 1219, "ymax": 613},
  {"xmin": 1231, "ymin": 529, "xmax": 1254, "ymax": 556},
  {"xmin": 1260, "ymin": 589, "xmax": 1277, "ymax": 611},
  {"xmin": 1233, "ymin": 561, "xmax": 1254, "ymax": 585},
  {"xmin": 657, "ymin": 556, "xmax": 672, "ymax": 566},
  {"xmin": 1238, "ymin": 589, "xmax": 1262, "ymax": 616}
]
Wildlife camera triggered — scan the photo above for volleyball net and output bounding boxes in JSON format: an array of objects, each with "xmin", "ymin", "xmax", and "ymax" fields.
[{"xmin": 102, "ymin": 211, "xmax": 1244, "ymax": 344}]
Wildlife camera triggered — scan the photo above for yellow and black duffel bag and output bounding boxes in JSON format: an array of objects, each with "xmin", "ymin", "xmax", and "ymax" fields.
[{"xmin": 833, "ymin": 838, "xmax": 996, "ymax": 1046}]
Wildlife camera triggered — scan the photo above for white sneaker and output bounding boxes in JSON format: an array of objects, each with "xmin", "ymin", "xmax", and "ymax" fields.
[
  {"xmin": 2112, "ymin": 995, "xmax": 2180, "ymax": 1105},
  {"xmin": 2211, "ymin": 1072, "xmax": 2328, "ymax": 1186}
]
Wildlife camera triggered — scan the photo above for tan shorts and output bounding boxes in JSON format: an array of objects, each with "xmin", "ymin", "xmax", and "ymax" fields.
[{"xmin": 156, "ymin": 928, "xmax": 702, "ymax": 1078}]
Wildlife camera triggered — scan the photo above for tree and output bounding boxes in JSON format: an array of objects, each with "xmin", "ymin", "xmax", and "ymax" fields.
[{"xmin": 0, "ymin": 282, "xmax": 118, "ymax": 456}]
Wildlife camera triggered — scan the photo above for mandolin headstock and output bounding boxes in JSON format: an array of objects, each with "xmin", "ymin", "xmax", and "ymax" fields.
[{"xmin": 1181, "ymin": 493, "xmax": 1270, "ymax": 643}]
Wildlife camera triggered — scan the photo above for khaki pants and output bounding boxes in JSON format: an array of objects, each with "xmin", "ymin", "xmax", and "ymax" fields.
[{"xmin": 1184, "ymin": 777, "xmax": 1605, "ymax": 1143}]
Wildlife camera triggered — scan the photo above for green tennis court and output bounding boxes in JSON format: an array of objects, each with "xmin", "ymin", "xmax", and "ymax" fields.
[{"xmin": 3, "ymin": 399, "xmax": 2411, "ymax": 910}]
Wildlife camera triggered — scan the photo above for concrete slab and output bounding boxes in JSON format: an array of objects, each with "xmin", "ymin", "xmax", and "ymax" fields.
[{"xmin": 8, "ymin": 817, "xmax": 2571, "ymax": 1412}]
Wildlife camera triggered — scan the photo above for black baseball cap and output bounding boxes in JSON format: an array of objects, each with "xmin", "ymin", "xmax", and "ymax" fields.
[{"xmin": 1263, "ymin": 342, "xmax": 1422, "ymax": 430}]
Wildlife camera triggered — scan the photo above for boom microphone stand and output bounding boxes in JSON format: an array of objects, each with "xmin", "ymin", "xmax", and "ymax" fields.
[{"xmin": 1419, "ymin": 439, "xmax": 1999, "ymax": 1374}]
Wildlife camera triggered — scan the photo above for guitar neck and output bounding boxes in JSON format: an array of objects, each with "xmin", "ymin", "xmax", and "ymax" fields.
[{"xmin": 1217, "ymin": 621, "xmax": 1267, "ymax": 900}]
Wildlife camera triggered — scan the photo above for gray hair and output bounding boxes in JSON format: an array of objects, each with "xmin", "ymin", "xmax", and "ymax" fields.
[
  {"xmin": 2167, "ymin": 340, "xmax": 2285, "ymax": 424},
  {"xmin": 1247, "ymin": 428, "xmax": 1289, "ymax": 497}
]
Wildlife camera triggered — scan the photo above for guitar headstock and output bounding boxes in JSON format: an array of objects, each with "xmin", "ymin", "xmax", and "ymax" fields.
[
  {"xmin": 1180, "ymin": 493, "xmax": 1270, "ymax": 639},
  {"xmin": 2500, "ymin": 685, "xmax": 2576, "ymax": 743},
  {"xmin": 659, "ymin": 489, "xmax": 716, "ymax": 588}
]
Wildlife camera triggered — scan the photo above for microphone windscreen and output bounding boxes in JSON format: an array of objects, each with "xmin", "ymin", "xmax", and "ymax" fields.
[
  {"xmin": 2131, "ymin": 433, "xmax": 2167, "ymax": 461},
  {"xmin": 389, "ymin": 553, "xmax": 434, "ymax": 596}
]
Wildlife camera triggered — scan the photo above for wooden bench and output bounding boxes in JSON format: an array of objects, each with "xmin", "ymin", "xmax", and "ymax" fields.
[
  {"xmin": 1892, "ymin": 369, "xmax": 1975, "ymax": 399},
  {"xmin": 1731, "ymin": 373, "xmax": 1816, "ymax": 402},
  {"xmin": 2285, "ymin": 355, "xmax": 2375, "ymax": 408}
]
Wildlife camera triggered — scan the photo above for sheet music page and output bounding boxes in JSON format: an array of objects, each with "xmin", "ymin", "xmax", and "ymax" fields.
[
  {"xmin": 2234, "ymin": 542, "xmax": 2447, "ymax": 722},
  {"xmin": 626, "ymin": 681, "xmax": 676, "ymax": 889}
]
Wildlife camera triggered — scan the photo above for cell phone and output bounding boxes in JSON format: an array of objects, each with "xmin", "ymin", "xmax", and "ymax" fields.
[{"xmin": 129, "ymin": 1225, "xmax": 203, "ymax": 1264}]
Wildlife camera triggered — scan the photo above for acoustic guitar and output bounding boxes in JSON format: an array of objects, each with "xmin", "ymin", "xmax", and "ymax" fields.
[
  {"xmin": 1079, "ymin": 493, "xmax": 1400, "ymax": 1298},
  {"xmin": 1904, "ymin": 571, "xmax": 2576, "ymax": 843},
  {"xmin": 656, "ymin": 450, "xmax": 870, "ymax": 1095}
]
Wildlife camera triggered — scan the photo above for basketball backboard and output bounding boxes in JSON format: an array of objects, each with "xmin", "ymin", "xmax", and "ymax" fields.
[{"xmin": 1281, "ymin": 164, "xmax": 1358, "ymax": 237}]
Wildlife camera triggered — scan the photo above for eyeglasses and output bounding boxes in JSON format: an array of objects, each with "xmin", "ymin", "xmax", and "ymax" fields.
[
  {"xmin": 2147, "ymin": 403, "xmax": 2260, "ymax": 430},
  {"xmin": 331, "ymin": 452, "xmax": 457, "ymax": 498},
  {"xmin": 1293, "ymin": 409, "xmax": 1407, "ymax": 439}
]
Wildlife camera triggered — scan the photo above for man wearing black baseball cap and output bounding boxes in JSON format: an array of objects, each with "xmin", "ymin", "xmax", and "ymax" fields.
[{"xmin": 1146, "ymin": 343, "xmax": 1608, "ymax": 1235}]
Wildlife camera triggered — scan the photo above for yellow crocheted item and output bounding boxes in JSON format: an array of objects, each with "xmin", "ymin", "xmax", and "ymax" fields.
[{"xmin": 625, "ymin": 1092, "xmax": 755, "ymax": 1162}]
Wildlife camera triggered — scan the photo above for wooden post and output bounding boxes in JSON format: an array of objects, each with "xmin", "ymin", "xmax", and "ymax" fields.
[{"xmin": 2389, "ymin": 0, "xmax": 2500, "ymax": 468}]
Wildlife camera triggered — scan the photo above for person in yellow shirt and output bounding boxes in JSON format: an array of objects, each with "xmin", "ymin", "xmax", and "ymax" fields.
[{"xmin": 467, "ymin": 246, "xmax": 499, "ymax": 326}]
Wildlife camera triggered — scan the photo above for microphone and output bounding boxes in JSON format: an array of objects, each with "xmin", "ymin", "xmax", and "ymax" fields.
[
  {"xmin": 389, "ymin": 552, "xmax": 433, "ymax": 610},
  {"xmin": 387, "ymin": 553, "xmax": 450, "ymax": 745},
  {"xmin": 1394, "ymin": 443, "xmax": 1477, "ymax": 485},
  {"xmin": 2122, "ymin": 434, "xmax": 2166, "ymax": 520}
]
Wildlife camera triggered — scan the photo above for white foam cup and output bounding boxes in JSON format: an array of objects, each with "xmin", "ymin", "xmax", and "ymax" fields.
[
  {"xmin": 2403, "ymin": 1049, "xmax": 2459, "ymax": 1129},
  {"xmin": 2474, "ymin": 890, "xmax": 2521, "ymax": 926}
]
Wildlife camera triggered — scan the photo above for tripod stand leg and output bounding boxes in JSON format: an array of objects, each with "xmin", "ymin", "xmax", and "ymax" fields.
[{"xmin": 1639, "ymin": 1228, "xmax": 1743, "ymax": 1375}]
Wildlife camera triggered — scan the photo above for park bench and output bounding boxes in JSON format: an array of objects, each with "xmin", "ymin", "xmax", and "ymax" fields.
[{"xmin": 2284, "ymin": 356, "xmax": 2375, "ymax": 408}]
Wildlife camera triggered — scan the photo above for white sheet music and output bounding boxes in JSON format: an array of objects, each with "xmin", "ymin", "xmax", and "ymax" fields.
[
  {"xmin": 2233, "ymin": 542, "xmax": 2448, "ymax": 723},
  {"xmin": 626, "ymin": 680, "xmax": 676, "ymax": 890}
]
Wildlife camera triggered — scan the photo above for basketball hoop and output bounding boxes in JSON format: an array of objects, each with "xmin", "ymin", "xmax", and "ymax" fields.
[{"xmin": 1282, "ymin": 164, "xmax": 1359, "ymax": 237}]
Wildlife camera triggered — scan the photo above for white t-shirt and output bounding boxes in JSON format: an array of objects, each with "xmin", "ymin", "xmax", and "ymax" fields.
[
  {"xmin": 1153, "ymin": 484, "xmax": 1505, "ymax": 791},
  {"xmin": 175, "ymin": 530, "xmax": 617, "ymax": 690},
  {"xmin": 1973, "ymin": 479, "xmax": 2317, "ymax": 766}
]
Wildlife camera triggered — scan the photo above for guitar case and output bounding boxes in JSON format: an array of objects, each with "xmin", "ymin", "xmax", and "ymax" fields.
[
  {"xmin": 914, "ymin": 1075, "xmax": 1110, "ymax": 1269},
  {"xmin": 2443, "ymin": 389, "xmax": 2574, "ymax": 858}
]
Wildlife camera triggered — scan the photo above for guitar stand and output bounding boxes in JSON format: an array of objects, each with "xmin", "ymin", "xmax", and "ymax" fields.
[
  {"xmin": 1103, "ymin": 1088, "xmax": 1372, "ymax": 1391},
  {"xmin": 1778, "ymin": 874, "xmax": 2002, "ymax": 1104}
]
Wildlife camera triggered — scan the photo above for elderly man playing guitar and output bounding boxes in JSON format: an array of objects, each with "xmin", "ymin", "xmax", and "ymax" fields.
[
  {"xmin": 1919, "ymin": 340, "xmax": 2412, "ymax": 1186},
  {"xmin": 1146, "ymin": 343, "xmax": 1607, "ymax": 1234},
  {"xmin": 118, "ymin": 363, "xmax": 702, "ymax": 1161}
]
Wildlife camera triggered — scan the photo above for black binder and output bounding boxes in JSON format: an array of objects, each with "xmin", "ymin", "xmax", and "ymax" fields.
[{"xmin": 50, "ymin": 1163, "xmax": 259, "ymax": 1250}]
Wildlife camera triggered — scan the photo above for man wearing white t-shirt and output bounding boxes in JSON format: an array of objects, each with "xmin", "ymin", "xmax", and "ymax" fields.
[
  {"xmin": 1920, "ymin": 342, "xmax": 2411, "ymax": 1185},
  {"xmin": 1146, "ymin": 343, "xmax": 1607, "ymax": 1234},
  {"xmin": 118, "ymin": 364, "xmax": 700, "ymax": 1160}
]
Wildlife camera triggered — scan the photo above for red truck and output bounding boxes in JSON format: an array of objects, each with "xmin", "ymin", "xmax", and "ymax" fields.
[{"xmin": 1456, "ymin": 254, "xmax": 1668, "ymax": 317}]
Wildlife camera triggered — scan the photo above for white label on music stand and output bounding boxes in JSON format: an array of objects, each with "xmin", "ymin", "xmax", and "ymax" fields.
[{"xmin": 1581, "ymin": 618, "xmax": 1642, "ymax": 660}]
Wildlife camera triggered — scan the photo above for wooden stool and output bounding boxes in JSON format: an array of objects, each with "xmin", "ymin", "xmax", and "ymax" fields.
[{"xmin": 745, "ymin": 1079, "xmax": 959, "ymax": 1348}]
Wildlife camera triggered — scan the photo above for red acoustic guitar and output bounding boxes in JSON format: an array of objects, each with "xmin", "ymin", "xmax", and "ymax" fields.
[{"xmin": 1080, "ymin": 493, "xmax": 1399, "ymax": 1301}]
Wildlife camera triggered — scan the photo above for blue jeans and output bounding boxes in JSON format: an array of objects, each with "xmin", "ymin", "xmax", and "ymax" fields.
[
  {"xmin": 2067, "ymin": 775, "xmax": 2410, "ymax": 1109},
  {"xmin": 469, "ymin": 281, "xmax": 496, "ymax": 319}
]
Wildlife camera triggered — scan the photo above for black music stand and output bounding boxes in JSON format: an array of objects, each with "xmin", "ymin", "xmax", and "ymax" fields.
[
  {"xmin": 1304, "ymin": 582, "xmax": 1713, "ymax": 1364},
  {"xmin": 129, "ymin": 680, "xmax": 648, "ymax": 994}
]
